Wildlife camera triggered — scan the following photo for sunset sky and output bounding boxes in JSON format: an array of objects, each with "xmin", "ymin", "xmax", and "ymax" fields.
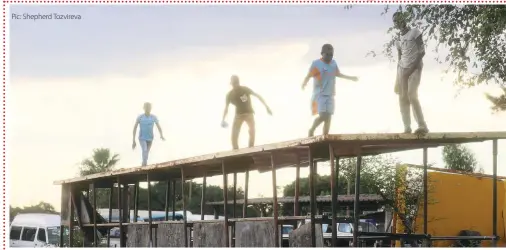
[{"xmin": 9, "ymin": 4, "xmax": 505, "ymax": 210}]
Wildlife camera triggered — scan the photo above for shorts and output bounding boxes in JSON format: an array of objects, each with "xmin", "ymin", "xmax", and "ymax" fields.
[{"xmin": 311, "ymin": 95, "xmax": 334, "ymax": 116}]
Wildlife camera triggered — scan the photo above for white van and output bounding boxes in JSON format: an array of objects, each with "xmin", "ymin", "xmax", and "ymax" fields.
[{"xmin": 10, "ymin": 213, "xmax": 61, "ymax": 248}]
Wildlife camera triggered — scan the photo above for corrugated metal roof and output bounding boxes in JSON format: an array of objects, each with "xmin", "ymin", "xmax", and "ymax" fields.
[
  {"xmin": 206, "ymin": 194, "xmax": 384, "ymax": 205},
  {"xmin": 54, "ymin": 131, "xmax": 506, "ymax": 185}
]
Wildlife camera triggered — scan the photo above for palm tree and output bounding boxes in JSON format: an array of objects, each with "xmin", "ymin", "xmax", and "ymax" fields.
[
  {"xmin": 486, "ymin": 87, "xmax": 506, "ymax": 112},
  {"xmin": 79, "ymin": 148, "xmax": 120, "ymax": 176},
  {"xmin": 75, "ymin": 148, "xmax": 120, "ymax": 247}
]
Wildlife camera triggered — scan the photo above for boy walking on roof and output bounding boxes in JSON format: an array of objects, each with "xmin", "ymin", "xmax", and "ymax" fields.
[
  {"xmin": 222, "ymin": 75, "xmax": 272, "ymax": 150},
  {"xmin": 301, "ymin": 44, "xmax": 359, "ymax": 136},
  {"xmin": 132, "ymin": 102, "xmax": 165, "ymax": 166},
  {"xmin": 393, "ymin": 12, "xmax": 429, "ymax": 135}
]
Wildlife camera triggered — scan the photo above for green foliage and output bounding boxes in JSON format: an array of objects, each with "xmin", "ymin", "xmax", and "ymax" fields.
[
  {"xmin": 281, "ymin": 169, "xmax": 373, "ymax": 196},
  {"xmin": 77, "ymin": 148, "xmax": 120, "ymax": 246},
  {"xmin": 79, "ymin": 148, "xmax": 121, "ymax": 211},
  {"xmin": 78, "ymin": 148, "xmax": 250, "ymax": 217},
  {"xmin": 282, "ymin": 158, "xmax": 380, "ymax": 198},
  {"xmin": 442, "ymin": 144, "xmax": 478, "ymax": 173},
  {"xmin": 281, "ymin": 157, "xmax": 382, "ymax": 216},
  {"xmin": 89, "ymin": 180, "xmax": 248, "ymax": 217},
  {"xmin": 371, "ymin": 5, "xmax": 506, "ymax": 88},
  {"xmin": 135, "ymin": 181, "xmax": 245, "ymax": 216},
  {"xmin": 486, "ymin": 87, "xmax": 506, "ymax": 112},
  {"xmin": 79, "ymin": 148, "xmax": 119, "ymax": 176},
  {"xmin": 9, "ymin": 201, "xmax": 58, "ymax": 221},
  {"xmin": 282, "ymin": 155, "xmax": 433, "ymax": 233},
  {"xmin": 363, "ymin": 161, "xmax": 435, "ymax": 233}
]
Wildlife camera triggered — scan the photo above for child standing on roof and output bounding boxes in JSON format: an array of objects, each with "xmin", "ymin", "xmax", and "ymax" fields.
[
  {"xmin": 301, "ymin": 44, "xmax": 359, "ymax": 136},
  {"xmin": 132, "ymin": 102, "xmax": 165, "ymax": 166},
  {"xmin": 221, "ymin": 75, "xmax": 273, "ymax": 150},
  {"xmin": 393, "ymin": 12, "xmax": 429, "ymax": 135}
]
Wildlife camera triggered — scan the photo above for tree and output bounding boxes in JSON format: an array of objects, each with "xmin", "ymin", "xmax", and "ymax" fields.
[
  {"xmin": 486, "ymin": 87, "xmax": 506, "ymax": 112},
  {"xmin": 282, "ymin": 159, "xmax": 377, "ymax": 198},
  {"xmin": 362, "ymin": 158, "xmax": 435, "ymax": 235},
  {"xmin": 79, "ymin": 148, "xmax": 120, "ymax": 209},
  {"xmin": 363, "ymin": 5, "xmax": 506, "ymax": 112},
  {"xmin": 282, "ymin": 174, "xmax": 351, "ymax": 216},
  {"xmin": 72, "ymin": 148, "xmax": 120, "ymax": 246},
  {"xmin": 79, "ymin": 148, "xmax": 119, "ymax": 176},
  {"xmin": 247, "ymin": 194, "xmax": 275, "ymax": 217},
  {"xmin": 135, "ymin": 181, "xmax": 246, "ymax": 217},
  {"xmin": 10, "ymin": 201, "xmax": 58, "ymax": 221},
  {"xmin": 442, "ymin": 144, "xmax": 478, "ymax": 173},
  {"xmin": 373, "ymin": 5, "xmax": 506, "ymax": 88},
  {"xmin": 282, "ymin": 156, "xmax": 396, "ymax": 216},
  {"xmin": 282, "ymin": 155, "xmax": 436, "ymax": 235}
]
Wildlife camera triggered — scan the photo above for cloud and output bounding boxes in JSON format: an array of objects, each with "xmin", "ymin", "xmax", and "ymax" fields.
[
  {"xmin": 10, "ymin": 5, "xmax": 390, "ymax": 80},
  {"xmin": 9, "ymin": 5, "xmax": 506, "ymax": 210},
  {"xmin": 8, "ymin": 41, "xmax": 314, "ymax": 208}
]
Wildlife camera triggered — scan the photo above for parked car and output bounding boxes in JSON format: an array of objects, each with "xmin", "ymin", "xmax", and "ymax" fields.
[
  {"xmin": 323, "ymin": 221, "xmax": 380, "ymax": 247},
  {"xmin": 109, "ymin": 227, "xmax": 121, "ymax": 238},
  {"xmin": 281, "ymin": 225, "xmax": 294, "ymax": 247},
  {"xmin": 10, "ymin": 213, "xmax": 62, "ymax": 248},
  {"xmin": 294, "ymin": 219, "xmax": 381, "ymax": 247}
]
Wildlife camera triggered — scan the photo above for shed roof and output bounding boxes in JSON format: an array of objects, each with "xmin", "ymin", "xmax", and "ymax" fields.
[{"xmin": 54, "ymin": 131, "xmax": 506, "ymax": 187}]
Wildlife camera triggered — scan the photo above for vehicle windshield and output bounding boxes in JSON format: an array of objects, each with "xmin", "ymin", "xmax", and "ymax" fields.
[
  {"xmin": 47, "ymin": 226, "xmax": 62, "ymax": 246},
  {"xmin": 358, "ymin": 222, "xmax": 378, "ymax": 232},
  {"xmin": 282, "ymin": 226, "xmax": 293, "ymax": 234},
  {"xmin": 324, "ymin": 222, "xmax": 378, "ymax": 233}
]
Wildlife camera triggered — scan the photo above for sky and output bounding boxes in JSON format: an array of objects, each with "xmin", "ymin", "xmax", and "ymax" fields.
[{"xmin": 8, "ymin": 4, "xmax": 506, "ymax": 211}]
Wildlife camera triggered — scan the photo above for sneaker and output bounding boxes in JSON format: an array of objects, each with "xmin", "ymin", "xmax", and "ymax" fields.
[
  {"xmin": 414, "ymin": 127, "xmax": 429, "ymax": 135},
  {"xmin": 403, "ymin": 128, "xmax": 412, "ymax": 134}
]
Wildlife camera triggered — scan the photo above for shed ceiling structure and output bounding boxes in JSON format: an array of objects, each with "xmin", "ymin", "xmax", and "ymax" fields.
[
  {"xmin": 206, "ymin": 194, "xmax": 384, "ymax": 206},
  {"xmin": 54, "ymin": 131, "xmax": 506, "ymax": 188}
]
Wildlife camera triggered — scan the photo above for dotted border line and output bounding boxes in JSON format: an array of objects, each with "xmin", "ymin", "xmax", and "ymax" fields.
[
  {"xmin": 2, "ymin": 0, "xmax": 506, "ymax": 3},
  {"xmin": 2, "ymin": 2, "xmax": 5, "ymax": 249},
  {"xmin": 1, "ymin": 1, "xmax": 504, "ymax": 248}
]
